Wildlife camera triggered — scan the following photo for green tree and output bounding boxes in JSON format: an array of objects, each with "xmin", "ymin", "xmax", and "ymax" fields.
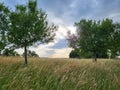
[
  {"xmin": 0, "ymin": 3, "xmax": 10, "ymax": 54},
  {"xmin": 68, "ymin": 19, "xmax": 116, "ymax": 61},
  {"xmin": 22, "ymin": 50, "xmax": 39, "ymax": 57},
  {"xmin": 8, "ymin": 0, "xmax": 57, "ymax": 64},
  {"xmin": 27, "ymin": 50, "xmax": 39, "ymax": 57},
  {"xmin": 99, "ymin": 19, "xmax": 115, "ymax": 58},
  {"xmin": 111, "ymin": 23, "xmax": 120, "ymax": 57},
  {"xmin": 2, "ymin": 48, "xmax": 19, "ymax": 56},
  {"xmin": 69, "ymin": 49, "xmax": 80, "ymax": 58}
]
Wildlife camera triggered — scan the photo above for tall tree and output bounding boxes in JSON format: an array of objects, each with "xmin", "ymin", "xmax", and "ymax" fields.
[
  {"xmin": 68, "ymin": 19, "xmax": 116, "ymax": 61},
  {"xmin": 0, "ymin": 3, "xmax": 10, "ymax": 54},
  {"xmin": 8, "ymin": 0, "xmax": 57, "ymax": 64},
  {"xmin": 111, "ymin": 23, "xmax": 120, "ymax": 57}
]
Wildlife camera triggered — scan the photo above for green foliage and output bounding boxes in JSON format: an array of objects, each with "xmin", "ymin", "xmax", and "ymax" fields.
[
  {"xmin": 0, "ymin": 1, "xmax": 57, "ymax": 64},
  {"xmin": 79, "ymin": 49, "xmax": 93, "ymax": 58},
  {"xmin": 0, "ymin": 57, "xmax": 120, "ymax": 90},
  {"xmin": 69, "ymin": 50, "xmax": 80, "ymax": 58},
  {"xmin": 0, "ymin": 3, "xmax": 10, "ymax": 53},
  {"xmin": 22, "ymin": 50, "xmax": 39, "ymax": 57},
  {"xmin": 9, "ymin": 1, "xmax": 56, "ymax": 47},
  {"xmin": 1, "ymin": 48, "xmax": 19, "ymax": 56},
  {"xmin": 68, "ymin": 19, "xmax": 119, "ymax": 59},
  {"xmin": 27, "ymin": 50, "xmax": 39, "ymax": 57},
  {"xmin": 111, "ymin": 23, "xmax": 120, "ymax": 57},
  {"xmin": 7, "ymin": 0, "xmax": 57, "ymax": 64}
]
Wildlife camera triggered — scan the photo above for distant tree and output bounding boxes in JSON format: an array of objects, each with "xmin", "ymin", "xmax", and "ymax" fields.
[
  {"xmin": 69, "ymin": 50, "xmax": 80, "ymax": 58},
  {"xmin": 23, "ymin": 50, "xmax": 39, "ymax": 57},
  {"xmin": 2, "ymin": 48, "xmax": 19, "ymax": 56},
  {"xmin": 8, "ymin": 0, "xmax": 57, "ymax": 64},
  {"xmin": 68, "ymin": 19, "xmax": 116, "ymax": 61},
  {"xmin": 28, "ymin": 50, "xmax": 39, "ymax": 57},
  {"xmin": 0, "ymin": 3, "xmax": 10, "ymax": 54}
]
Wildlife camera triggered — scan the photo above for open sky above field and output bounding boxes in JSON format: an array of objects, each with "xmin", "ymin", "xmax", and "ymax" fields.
[{"xmin": 0, "ymin": 0, "xmax": 120, "ymax": 58}]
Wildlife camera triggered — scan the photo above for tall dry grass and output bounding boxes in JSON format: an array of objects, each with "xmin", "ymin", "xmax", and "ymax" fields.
[{"xmin": 0, "ymin": 56, "xmax": 120, "ymax": 90}]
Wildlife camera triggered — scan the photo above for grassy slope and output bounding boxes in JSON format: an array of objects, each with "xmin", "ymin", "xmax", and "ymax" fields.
[{"xmin": 0, "ymin": 57, "xmax": 120, "ymax": 90}]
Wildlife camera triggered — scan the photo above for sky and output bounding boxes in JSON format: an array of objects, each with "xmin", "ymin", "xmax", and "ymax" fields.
[{"xmin": 0, "ymin": 0, "xmax": 120, "ymax": 58}]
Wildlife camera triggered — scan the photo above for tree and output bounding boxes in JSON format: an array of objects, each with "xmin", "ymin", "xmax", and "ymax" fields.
[
  {"xmin": 2, "ymin": 48, "xmax": 19, "ymax": 56},
  {"xmin": 99, "ymin": 19, "xmax": 115, "ymax": 58},
  {"xmin": 8, "ymin": 0, "xmax": 57, "ymax": 64},
  {"xmin": 111, "ymin": 23, "xmax": 120, "ymax": 57},
  {"xmin": 69, "ymin": 50, "xmax": 80, "ymax": 58},
  {"xmin": 22, "ymin": 50, "xmax": 39, "ymax": 57},
  {"xmin": 0, "ymin": 3, "xmax": 10, "ymax": 54},
  {"xmin": 68, "ymin": 19, "xmax": 116, "ymax": 61},
  {"xmin": 27, "ymin": 50, "xmax": 39, "ymax": 57}
]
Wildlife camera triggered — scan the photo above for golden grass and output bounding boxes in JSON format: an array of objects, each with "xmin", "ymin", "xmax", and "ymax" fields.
[{"xmin": 0, "ymin": 56, "xmax": 120, "ymax": 90}]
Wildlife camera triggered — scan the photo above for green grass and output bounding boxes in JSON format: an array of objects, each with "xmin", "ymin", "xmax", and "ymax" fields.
[{"xmin": 0, "ymin": 56, "xmax": 120, "ymax": 90}]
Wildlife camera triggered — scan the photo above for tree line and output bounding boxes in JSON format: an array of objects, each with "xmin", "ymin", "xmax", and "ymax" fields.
[{"xmin": 67, "ymin": 19, "xmax": 120, "ymax": 61}]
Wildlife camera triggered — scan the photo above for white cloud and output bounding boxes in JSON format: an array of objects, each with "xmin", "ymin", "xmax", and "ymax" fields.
[
  {"xmin": 29, "ymin": 41, "xmax": 73, "ymax": 58},
  {"xmin": 47, "ymin": 11, "xmax": 76, "ymax": 42},
  {"xmin": 108, "ymin": 13, "xmax": 120, "ymax": 22},
  {"xmin": 54, "ymin": 24, "xmax": 76, "ymax": 43},
  {"xmin": 33, "ymin": 24, "xmax": 75, "ymax": 58},
  {"xmin": 49, "ymin": 48, "xmax": 73, "ymax": 58},
  {"xmin": 30, "ymin": 44, "xmax": 54, "ymax": 57}
]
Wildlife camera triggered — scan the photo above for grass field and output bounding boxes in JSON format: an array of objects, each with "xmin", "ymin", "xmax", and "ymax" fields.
[{"xmin": 0, "ymin": 56, "xmax": 120, "ymax": 90}]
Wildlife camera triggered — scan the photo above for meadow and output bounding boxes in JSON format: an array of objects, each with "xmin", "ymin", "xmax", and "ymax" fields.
[{"xmin": 0, "ymin": 56, "xmax": 120, "ymax": 90}]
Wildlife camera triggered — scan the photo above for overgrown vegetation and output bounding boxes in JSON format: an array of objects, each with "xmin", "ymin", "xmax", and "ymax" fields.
[{"xmin": 0, "ymin": 57, "xmax": 120, "ymax": 90}]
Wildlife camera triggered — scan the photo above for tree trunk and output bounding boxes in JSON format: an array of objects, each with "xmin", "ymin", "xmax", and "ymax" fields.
[
  {"xmin": 93, "ymin": 52, "xmax": 97, "ymax": 62},
  {"xmin": 94, "ymin": 53, "xmax": 97, "ymax": 62},
  {"xmin": 24, "ymin": 45, "xmax": 28, "ymax": 65},
  {"xmin": 94, "ymin": 52, "xmax": 97, "ymax": 62}
]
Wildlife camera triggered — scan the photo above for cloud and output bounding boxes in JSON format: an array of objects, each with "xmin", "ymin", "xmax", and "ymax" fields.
[
  {"xmin": 16, "ymin": 42, "xmax": 56, "ymax": 57},
  {"xmin": 30, "ymin": 43, "xmax": 55, "ymax": 57},
  {"xmin": 30, "ymin": 24, "xmax": 75, "ymax": 58},
  {"xmin": 49, "ymin": 39, "xmax": 68, "ymax": 49},
  {"xmin": 49, "ymin": 48, "xmax": 72, "ymax": 58}
]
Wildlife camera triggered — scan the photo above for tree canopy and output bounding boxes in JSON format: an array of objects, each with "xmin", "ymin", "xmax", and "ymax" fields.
[
  {"xmin": 0, "ymin": 3, "xmax": 10, "ymax": 54},
  {"xmin": 0, "ymin": 0, "xmax": 57, "ymax": 64},
  {"xmin": 68, "ymin": 19, "xmax": 120, "ymax": 61},
  {"xmin": 8, "ymin": 0, "xmax": 57, "ymax": 64}
]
